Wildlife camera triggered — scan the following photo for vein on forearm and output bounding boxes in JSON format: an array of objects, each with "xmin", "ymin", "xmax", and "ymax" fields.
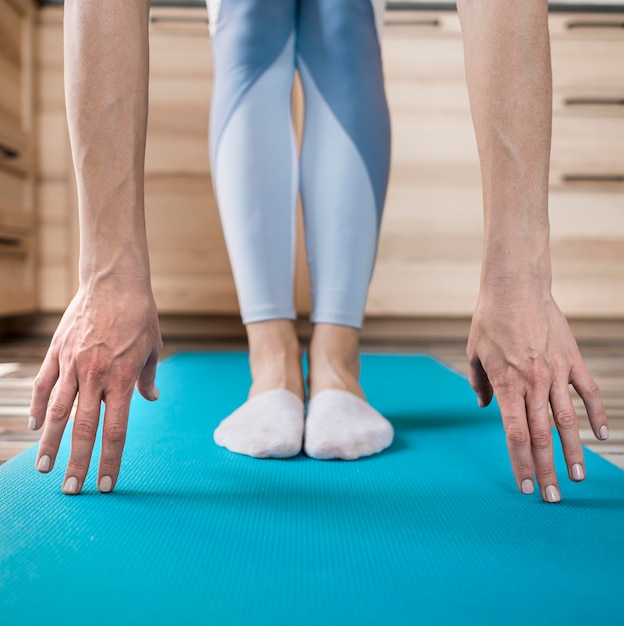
[
  {"xmin": 64, "ymin": 0, "xmax": 151, "ymax": 281},
  {"xmin": 458, "ymin": 0, "xmax": 553, "ymax": 287}
]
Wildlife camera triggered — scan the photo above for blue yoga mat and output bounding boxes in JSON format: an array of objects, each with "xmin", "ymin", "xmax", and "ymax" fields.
[{"xmin": 1, "ymin": 352, "xmax": 623, "ymax": 625}]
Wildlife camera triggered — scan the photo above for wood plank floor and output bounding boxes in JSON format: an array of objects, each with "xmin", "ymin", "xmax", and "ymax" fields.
[{"xmin": 1, "ymin": 335, "xmax": 622, "ymax": 470}]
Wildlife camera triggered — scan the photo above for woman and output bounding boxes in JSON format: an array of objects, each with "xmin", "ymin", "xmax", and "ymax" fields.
[{"xmin": 207, "ymin": 0, "xmax": 394, "ymax": 459}]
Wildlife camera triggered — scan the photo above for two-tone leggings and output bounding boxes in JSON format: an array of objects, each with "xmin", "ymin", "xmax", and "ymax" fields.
[{"xmin": 207, "ymin": 0, "xmax": 390, "ymax": 329}]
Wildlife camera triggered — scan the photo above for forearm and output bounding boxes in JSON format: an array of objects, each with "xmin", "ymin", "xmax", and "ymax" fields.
[
  {"xmin": 457, "ymin": 0, "xmax": 552, "ymax": 293},
  {"xmin": 64, "ymin": 0, "xmax": 151, "ymax": 286}
]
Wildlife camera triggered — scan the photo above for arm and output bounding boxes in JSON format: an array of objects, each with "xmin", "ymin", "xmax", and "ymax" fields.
[
  {"xmin": 30, "ymin": 0, "xmax": 162, "ymax": 494},
  {"xmin": 457, "ymin": 0, "xmax": 608, "ymax": 502}
]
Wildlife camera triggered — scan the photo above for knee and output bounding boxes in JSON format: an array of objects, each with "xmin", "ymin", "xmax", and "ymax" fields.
[
  {"xmin": 213, "ymin": 3, "xmax": 295, "ymax": 73},
  {"xmin": 299, "ymin": 1, "xmax": 380, "ymax": 78}
]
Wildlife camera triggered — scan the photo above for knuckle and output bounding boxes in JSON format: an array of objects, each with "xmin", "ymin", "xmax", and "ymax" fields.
[
  {"xmin": 83, "ymin": 363, "xmax": 109, "ymax": 383},
  {"xmin": 515, "ymin": 462, "xmax": 533, "ymax": 476},
  {"xmin": 100, "ymin": 451, "xmax": 120, "ymax": 467},
  {"xmin": 527, "ymin": 366, "xmax": 547, "ymax": 389},
  {"xmin": 65, "ymin": 462, "xmax": 88, "ymax": 477},
  {"xmin": 47, "ymin": 401, "xmax": 71, "ymax": 423},
  {"xmin": 531, "ymin": 428, "xmax": 553, "ymax": 450},
  {"xmin": 584, "ymin": 379, "xmax": 601, "ymax": 399},
  {"xmin": 111, "ymin": 370, "xmax": 136, "ymax": 391},
  {"xmin": 554, "ymin": 408, "xmax": 577, "ymax": 430},
  {"xmin": 72, "ymin": 418, "xmax": 98, "ymax": 441},
  {"xmin": 506, "ymin": 427, "xmax": 530, "ymax": 448},
  {"xmin": 494, "ymin": 372, "xmax": 517, "ymax": 396},
  {"xmin": 536, "ymin": 469, "xmax": 558, "ymax": 484},
  {"xmin": 103, "ymin": 425, "xmax": 127, "ymax": 443},
  {"xmin": 32, "ymin": 374, "xmax": 50, "ymax": 395}
]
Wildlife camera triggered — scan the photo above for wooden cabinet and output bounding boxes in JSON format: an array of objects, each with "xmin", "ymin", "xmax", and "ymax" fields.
[
  {"xmin": 35, "ymin": 7, "xmax": 75, "ymax": 311},
  {"xmin": 363, "ymin": 10, "xmax": 624, "ymax": 318},
  {"xmin": 548, "ymin": 14, "xmax": 624, "ymax": 317},
  {"xmin": 33, "ymin": 6, "xmax": 623, "ymax": 319},
  {"xmin": 35, "ymin": 6, "xmax": 239, "ymax": 314},
  {"xmin": 0, "ymin": 0, "xmax": 36, "ymax": 316},
  {"xmin": 363, "ymin": 12, "xmax": 482, "ymax": 317},
  {"xmin": 145, "ymin": 9, "xmax": 238, "ymax": 313}
]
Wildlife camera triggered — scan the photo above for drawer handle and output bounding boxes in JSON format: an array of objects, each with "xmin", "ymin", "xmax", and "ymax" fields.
[
  {"xmin": 384, "ymin": 18, "xmax": 441, "ymax": 27},
  {"xmin": 0, "ymin": 144, "xmax": 19, "ymax": 160},
  {"xmin": 150, "ymin": 15, "xmax": 209, "ymax": 24},
  {"xmin": 566, "ymin": 20, "xmax": 624, "ymax": 29},
  {"xmin": 562, "ymin": 174, "xmax": 624, "ymax": 183},
  {"xmin": 564, "ymin": 97, "xmax": 624, "ymax": 107},
  {"xmin": 0, "ymin": 235, "xmax": 26, "ymax": 257},
  {"xmin": 0, "ymin": 235, "xmax": 22, "ymax": 248}
]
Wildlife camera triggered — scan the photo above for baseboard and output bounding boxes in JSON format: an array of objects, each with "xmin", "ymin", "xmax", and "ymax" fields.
[{"xmin": 2, "ymin": 312, "xmax": 624, "ymax": 343}]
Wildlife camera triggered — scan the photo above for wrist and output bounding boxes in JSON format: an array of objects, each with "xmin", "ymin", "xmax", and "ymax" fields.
[{"xmin": 79, "ymin": 255, "xmax": 152, "ymax": 293}]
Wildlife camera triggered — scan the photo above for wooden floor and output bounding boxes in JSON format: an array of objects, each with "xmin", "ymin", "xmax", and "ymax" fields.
[{"xmin": 0, "ymin": 335, "xmax": 622, "ymax": 470}]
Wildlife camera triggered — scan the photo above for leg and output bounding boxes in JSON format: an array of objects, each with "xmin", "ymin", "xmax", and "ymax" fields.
[
  {"xmin": 208, "ymin": 0, "xmax": 304, "ymax": 458},
  {"xmin": 297, "ymin": 0, "xmax": 394, "ymax": 459}
]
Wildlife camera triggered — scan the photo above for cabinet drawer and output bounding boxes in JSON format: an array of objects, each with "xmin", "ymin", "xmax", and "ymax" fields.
[
  {"xmin": 367, "ymin": 186, "xmax": 483, "ymax": 317},
  {"xmin": 144, "ymin": 175, "xmax": 238, "ymax": 314},
  {"xmin": 549, "ymin": 190, "xmax": 624, "ymax": 316},
  {"xmin": 146, "ymin": 8, "xmax": 213, "ymax": 176},
  {"xmin": 0, "ymin": 0, "xmax": 23, "ymax": 128},
  {"xmin": 551, "ymin": 116, "xmax": 624, "ymax": 180},
  {"xmin": 0, "ymin": 0, "xmax": 34, "ymax": 168},
  {"xmin": 0, "ymin": 165, "xmax": 33, "ymax": 230},
  {"xmin": 0, "ymin": 229, "xmax": 36, "ymax": 316},
  {"xmin": 550, "ymin": 15, "xmax": 624, "ymax": 90}
]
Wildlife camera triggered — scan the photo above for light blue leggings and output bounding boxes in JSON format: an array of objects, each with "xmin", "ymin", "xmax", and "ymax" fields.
[{"xmin": 207, "ymin": 0, "xmax": 390, "ymax": 329}]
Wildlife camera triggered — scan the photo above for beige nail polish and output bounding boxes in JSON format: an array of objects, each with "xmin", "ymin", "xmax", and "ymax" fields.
[
  {"xmin": 37, "ymin": 455, "xmax": 50, "ymax": 472},
  {"xmin": 599, "ymin": 425, "xmax": 609, "ymax": 440},
  {"xmin": 521, "ymin": 479, "xmax": 534, "ymax": 494},
  {"xmin": 63, "ymin": 477, "xmax": 79, "ymax": 495},
  {"xmin": 28, "ymin": 416, "xmax": 37, "ymax": 431},
  {"xmin": 545, "ymin": 485, "xmax": 561, "ymax": 503},
  {"xmin": 572, "ymin": 463, "xmax": 585, "ymax": 481},
  {"xmin": 99, "ymin": 476, "xmax": 113, "ymax": 493}
]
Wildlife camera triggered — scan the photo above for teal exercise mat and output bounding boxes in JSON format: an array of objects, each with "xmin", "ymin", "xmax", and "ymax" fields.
[{"xmin": 1, "ymin": 352, "xmax": 623, "ymax": 625}]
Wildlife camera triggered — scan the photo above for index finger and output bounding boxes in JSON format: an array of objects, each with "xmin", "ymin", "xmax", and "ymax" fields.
[
  {"xmin": 571, "ymin": 362, "xmax": 609, "ymax": 441},
  {"xmin": 29, "ymin": 348, "xmax": 60, "ymax": 431}
]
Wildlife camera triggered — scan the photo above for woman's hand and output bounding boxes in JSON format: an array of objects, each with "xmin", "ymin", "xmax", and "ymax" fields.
[
  {"xmin": 467, "ymin": 287, "xmax": 608, "ymax": 502},
  {"xmin": 30, "ymin": 278, "xmax": 162, "ymax": 495}
]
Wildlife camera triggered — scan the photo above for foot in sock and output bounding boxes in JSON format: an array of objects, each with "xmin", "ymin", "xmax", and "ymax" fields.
[
  {"xmin": 214, "ymin": 389, "xmax": 304, "ymax": 458},
  {"xmin": 304, "ymin": 389, "xmax": 394, "ymax": 460},
  {"xmin": 305, "ymin": 324, "xmax": 394, "ymax": 460}
]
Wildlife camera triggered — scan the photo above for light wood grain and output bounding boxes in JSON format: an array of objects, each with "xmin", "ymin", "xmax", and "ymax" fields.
[
  {"xmin": 0, "ymin": 0, "xmax": 36, "ymax": 317},
  {"xmin": 30, "ymin": 6, "xmax": 624, "ymax": 321},
  {"xmin": 33, "ymin": 8, "xmax": 76, "ymax": 311},
  {"xmin": 0, "ymin": 231, "xmax": 36, "ymax": 315}
]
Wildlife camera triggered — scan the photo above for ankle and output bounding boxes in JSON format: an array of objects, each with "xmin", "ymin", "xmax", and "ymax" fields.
[
  {"xmin": 246, "ymin": 320, "xmax": 304, "ymax": 400},
  {"xmin": 308, "ymin": 324, "xmax": 364, "ymax": 399}
]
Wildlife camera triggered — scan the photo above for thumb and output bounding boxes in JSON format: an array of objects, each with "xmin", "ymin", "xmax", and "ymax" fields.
[
  {"xmin": 468, "ymin": 357, "xmax": 493, "ymax": 408},
  {"xmin": 136, "ymin": 349, "xmax": 160, "ymax": 401}
]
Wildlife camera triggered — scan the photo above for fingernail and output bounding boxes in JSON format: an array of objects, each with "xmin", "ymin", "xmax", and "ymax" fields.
[
  {"xmin": 99, "ymin": 476, "xmax": 113, "ymax": 493},
  {"xmin": 521, "ymin": 479, "xmax": 534, "ymax": 495},
  {"xmin": 477, "ymin": 397, "xmax": 485, "ymax": 408},
  {"xmin": 28, "ymin": 416, "xmax": 37, "ymax": 430},
  {"xmin": 63, "ymin": 477, "xmax": 79, "ymax": 495},
  {"xmin": 37, "ymin": 455, "xmax": 50, "ymax": 472},
  {"xmin": 545, "ymin": 485, "xmax": 561, "ymax": 503},
  {"xmin": 152, "ymin": 386, "xmax": 160, "ymax": 400},
  {"xmin": 599, "ymin": 425, "xmax": 609, "ymax": 440},
  {"xmin": 572, "ymin": 463, "xmax": 585, "ymax": 481}
]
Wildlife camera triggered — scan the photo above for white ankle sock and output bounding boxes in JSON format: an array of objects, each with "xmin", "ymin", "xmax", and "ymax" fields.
[
  {"xmin": 214, "ymin": 389, "xmax": 304, "ymax": 459},
  {"xmin": 304, "ymin": 389, "xmax": 394, "ymax": 460}
]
